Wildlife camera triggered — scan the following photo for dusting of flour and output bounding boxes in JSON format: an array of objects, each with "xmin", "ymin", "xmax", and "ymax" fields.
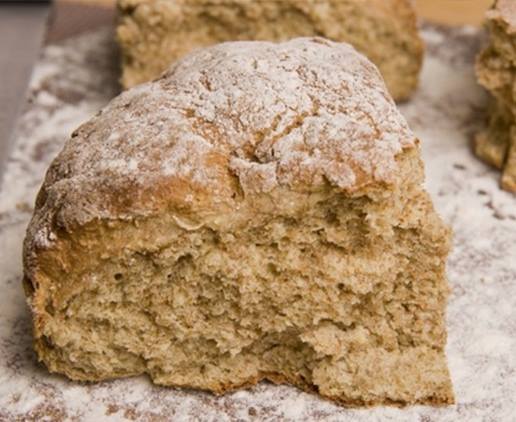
[
  {"xmin": 25, "ymin": 35, "xmax": 416, "ymax": 252},
  {"xmin": 0, "ymin": 24, "xmax": 516, "ymax": 421}
]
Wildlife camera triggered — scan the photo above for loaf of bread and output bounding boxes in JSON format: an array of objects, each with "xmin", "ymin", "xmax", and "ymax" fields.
[
  {"xmin": 116, "ymin": 0, "xmax": 424, "ymax": 102},
  {"xmin": 475, "ymin": 0, "xmax": 516, "ymax": 192},
  {"xmin": 23, "ymin": 38, "xmax": 453, "ymax": 406}
]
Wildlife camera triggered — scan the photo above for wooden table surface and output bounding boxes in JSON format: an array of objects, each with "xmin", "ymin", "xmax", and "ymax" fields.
[
  {"xmin": 415, "ymin": 0, "xmax": 493, "ymax": 25},
  {"xmin": 47, "ymin": 0, "xmax": 494, "ymax": 43}
]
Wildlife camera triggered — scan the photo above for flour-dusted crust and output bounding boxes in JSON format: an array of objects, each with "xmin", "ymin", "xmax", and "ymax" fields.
[
  {"xmin": 4, "ymin": 23, "xmax": 516, "ymax": 422},
  {"xmin": 488, "ymin": 0, "xmax": 516, "ymax": 30},
  {"xmin": 26, "ymin": 37, "xmax": 414, "ymax": 246},
  {"xmin": 476, "ymin": 0, "xmax": 516, "ymax": 192},
  {"xmin": 116, "ymin": 0, "xmax": 423, "ymax": 101},
  {"xmin": 23, "ymin": 38, "xmax": 452, "ymax": 408}
]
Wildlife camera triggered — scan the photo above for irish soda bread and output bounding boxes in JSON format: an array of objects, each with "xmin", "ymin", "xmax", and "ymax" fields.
[
  {"xmin": 475, "ymin": 0, "xmax": 516, "ymax": 192},
  {"xmin": 116, "ymin": 0, "xmax": 423, "ymax": 101},
  {"xmin": 23, "ymin": 38, "xmax": 453, "ymax": 406}
]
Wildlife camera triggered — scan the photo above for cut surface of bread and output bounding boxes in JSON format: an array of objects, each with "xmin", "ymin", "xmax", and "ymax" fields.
[
  {"xmin": 24, "ymin": 37, "xmax": 453, "ymax": 407},
  {"xmin": 116, "ymin": 0, "xmax": 423, "ymax": 101},
  {"xmin": 476, "ymin": 0, "xmax": 516, "ymax": 192}
]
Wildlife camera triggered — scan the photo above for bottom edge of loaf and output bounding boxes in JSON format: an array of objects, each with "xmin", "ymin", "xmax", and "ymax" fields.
[
  {"xmin": 34, "ymin": 340, "xmax": 455, "ymax": 409},
  {"xmin": 474, "ymin": 129, "xmax": 516, "ymax": 193}
]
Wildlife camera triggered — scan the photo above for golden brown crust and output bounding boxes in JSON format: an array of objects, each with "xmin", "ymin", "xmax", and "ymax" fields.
[
  {"xmin": 24, "ymin": 37, "xmax": 416, "ymax": 263},
  {"xmin": 116, "ymin": 0, "xmax": 423, "ymax": 101},
  {"xmin": 488, "ymin": 0, "xmax": 516, "ymax": 32},
  {"xmin": 23, "ymin": 37, "xmax": 452, "ymax": 408},
  {"xmin": 475, "ymin": 0, "xmax": 516, "ymax": 192}
]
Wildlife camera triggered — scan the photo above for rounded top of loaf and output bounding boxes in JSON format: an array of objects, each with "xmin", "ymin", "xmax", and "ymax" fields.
[{"xmin": 29, "ymin": 37, "xmax": 416, "ymax": 246}]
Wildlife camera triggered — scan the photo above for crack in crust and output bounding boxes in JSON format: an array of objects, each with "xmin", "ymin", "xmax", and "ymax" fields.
[
  {"xmin": 25, "ymin": 37, "xmax": 416, "ymax": 251},
  {"xmin": 21, "ymin": 37, "xmax": 453, "ymax": 410}
]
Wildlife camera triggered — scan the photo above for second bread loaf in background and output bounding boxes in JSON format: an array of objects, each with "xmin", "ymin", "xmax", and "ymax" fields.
[{"xmin": 117, "ymin": 0, "xmax": 423, "ymax": 101}]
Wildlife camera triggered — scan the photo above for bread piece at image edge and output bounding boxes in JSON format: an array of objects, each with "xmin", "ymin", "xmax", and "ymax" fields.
[
  {"xmin": 116, "ymin": 0, "xmax": 424, "ymax": 102},
  {"xmin": 475, "ymin": 0, "xmax": 516, "ymax": 192},
  {"xmin": 23, "ymin": 37, "xmax": 453, "ymax": 407}
]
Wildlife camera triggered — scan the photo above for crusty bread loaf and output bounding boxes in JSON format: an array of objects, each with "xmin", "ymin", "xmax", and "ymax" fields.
[
  {"xmin": 116, "ymin": 0, "xmax": 424, "ymax": 102},
  {"xmin": 475, "ymin": 0, "xmax": 516, "ymax": 192},
  {"xmin": 23, "ymin": 37, "xmax": 453, "ymax": 407}
]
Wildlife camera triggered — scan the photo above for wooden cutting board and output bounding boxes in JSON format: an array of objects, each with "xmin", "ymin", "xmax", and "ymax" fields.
[
  {"xmin": 415, "ymin": 0, "xmax": 493, "ymax": 25},
  {"xmin": 47, "ymin": 0, "xmax": 494, "ymax": 42},
  {"xmin": 62, "ymin": 0, "xmax": 495, "ymax": 23}
]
